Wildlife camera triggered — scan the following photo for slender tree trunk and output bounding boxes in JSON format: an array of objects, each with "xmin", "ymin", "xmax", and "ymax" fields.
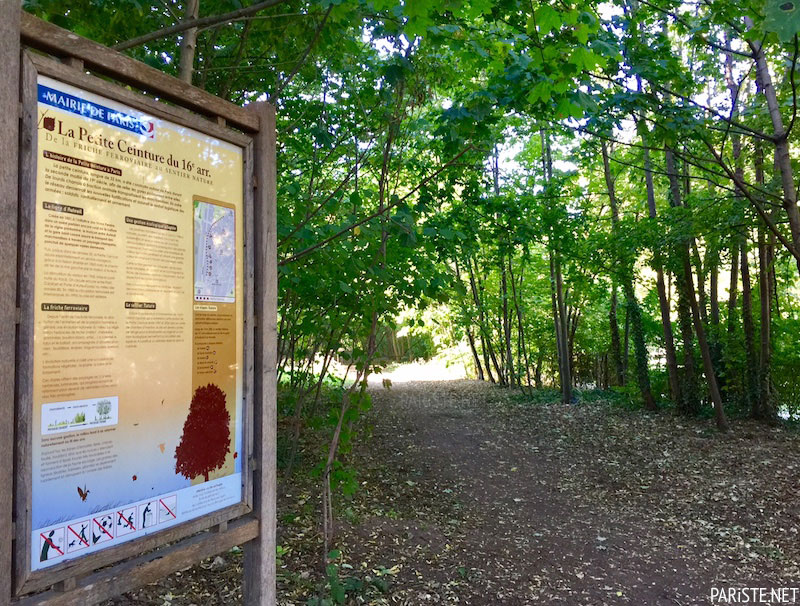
[
  {"xmin": 667, "ymin": 148, "xmax": 728, "ymax": 429},
  {"xmin": 542, "ymin": 128, "xmax": 570, "ymax": 402},
  {"xmin": 609, "ymin": 286, "xmax": 625, "ymax": 386},
  {"xmin": 555, "ymin": 254, "xmax": 572, "ymax": 402},
  {"xmin": 640, "ymin": 140, "xmax": 680, "ymax": 400},
  {"xmin": 602, "ymin": 141, "xmax": 656, "ymax": 408},
  {"xmin": 178, "ymin": 0, "xmax": 200, "ymax": 83},
  {"xmin": 709, "ymin": 249, "xmax": 725, "ymax": 393},
  {"xmin": 534, "ymin": 353, "xmax": 543, "ymax": 389},
  {"xmin": 480, "ymin": 334, "xmax": 496, "ymax": 384},
  {"xmin": 467, "ymin": 327, "xmax": 484, "ymax": 381},
  {"xmin": 724, "ymin": 40, "xmax": 742, "ymax": 386},
  {"xmin": 741, "ymin": 240, "xmax": 759, "ymax": 411},
  {"xmin": 456, "ymin": 255, "xmax": 484, "ymax": 381},
  {"xmin": 623, "ymin": 281, "xmax": 657, "ymax": 410},
  {"xmin": 500, "ymin": 259, "xmax": 513, "ymax": 385},
  {"xmin": 747, "ymin": 20, "xmax": 800, "ymax": 276},
  {"xmin": 676, "ymin": 263, "xmax": 700, "ymax": 415},
  {"xmin": 667, "ymin": 147, "xmax": 715, "ymax": 420},
  {"xmin": 549, "ymin": 249, "xmax": 571, "ymax": 403},
  {"xmin": 757, "ymin": 226, "xmax": 774, "ymax": 420},
  {"xmin": 726, "ymin": 241, "xmax": 740, "ymax": 344},
  {"xmin": 468, "ymin": 257, "xmax": 501, "ymax": 383},
  {"xmin": 682, "ymin": 249, "xmax": 729, "ymax": 430},
  {"xmin": 492, "ymin": 148, "xmax": 513, "ymax": 385},
  {"xmin": 603, "ymin": 141, "xmax": 624, "ymax": 387},
  {"xmin": 623, "ymin": 306, "xmax": 631, "ymax": 382},
  {"xmin": 508, "ymin": 256, "xmax": 532, "ymax": 388}
]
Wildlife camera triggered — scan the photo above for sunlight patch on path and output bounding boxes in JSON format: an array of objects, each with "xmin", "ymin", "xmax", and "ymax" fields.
[{"xmin": 369, "ymin": 351, "xmax": 470, "ymax": 384}]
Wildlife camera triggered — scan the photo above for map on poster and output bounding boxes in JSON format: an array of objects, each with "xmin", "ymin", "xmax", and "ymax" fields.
[
  {"xmin": 30, "ymin": 75, "xmax": 246, "ymax": 571},
  {"xmin": 194, "ymin": 200, "xmax": 236, "ymax": 303}
]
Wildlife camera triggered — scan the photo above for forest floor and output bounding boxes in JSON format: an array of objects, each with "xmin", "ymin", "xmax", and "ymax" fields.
[{"xmin": 110, "ymin": 378, "xmax": 800, "ymax": 606}]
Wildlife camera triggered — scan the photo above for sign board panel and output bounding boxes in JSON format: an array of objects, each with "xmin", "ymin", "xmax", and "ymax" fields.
[{"xmin": 29, "ymin": 74, "xmax": 246, "ymax": 571}]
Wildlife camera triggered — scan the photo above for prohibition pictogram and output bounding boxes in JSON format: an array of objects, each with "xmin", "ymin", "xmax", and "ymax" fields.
[
  {"xmin": 92, "ymin": 515, "xmax": 114, "ymax": 544},
  {"xmin": 139, "ymin": 501, "xmax": 156, "ymax": 529},
  {"xmin": 66, "ymin": 520, "xmax": 90, "ymax": 553},
  {"xmin": 158, "ymin": 495, "xmax": 177, "ymax": 524},
  {"xmin": 39, "ymin": 527, "xmax": 65, "ymax": 562},
  {"xmin": 116, "ymin": 507, "xmax": 137, "ymax": 537}
]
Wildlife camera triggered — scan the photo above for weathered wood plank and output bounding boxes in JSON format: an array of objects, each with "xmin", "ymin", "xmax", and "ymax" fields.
[
  {"xmin": 15, "ymin": 517, "xmax": 259, "ymax": 606},
  {"xmin": 27, "ymin": 53, "xmax": 251, "ymax": 147},
  {"xmin": 19, "ymin": 11, "xmax": 259, "ymax": 133},
  {"xmin": 14, "ymin": 51, "xmax": 39, "ymax": 597},
  {"xmin": 0, "ymin": 4, "xmax": 21, "ymax": 604},
  {"xmin": 243, "ymin": 141, "xmax": 257, "ymax": 510},
  {"xmin": 242, "ymin": 102, "xmax": 277, "ymax": 606}
]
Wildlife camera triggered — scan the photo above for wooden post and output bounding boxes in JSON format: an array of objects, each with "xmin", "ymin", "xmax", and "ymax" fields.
[
  {"xmin": 0, "ymin": 3, "xmax": 20, "ymax": 603},
  {"xmin": 243, "ymin": 102, "xmax": 277, "ymax": 606}
]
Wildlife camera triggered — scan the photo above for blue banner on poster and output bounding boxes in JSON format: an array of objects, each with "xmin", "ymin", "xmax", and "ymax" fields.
[{"xmin": 38, "ymin": 84, "xmax": 155, "ymax": 139}]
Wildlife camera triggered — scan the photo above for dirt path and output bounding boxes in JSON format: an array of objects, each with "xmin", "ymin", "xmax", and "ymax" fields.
[
  {"xmin": 323, "ymin": 380, "xmax": 800, "ymax": 605},
  {"xmin": 109, "ymin": 378, "xmax": 800, "ymax": 605}
]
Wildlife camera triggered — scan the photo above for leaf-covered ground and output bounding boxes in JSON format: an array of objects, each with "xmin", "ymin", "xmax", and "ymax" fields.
[{"xmin": 108, "ymin": 380, "xmax": 800, "ymax": 605}]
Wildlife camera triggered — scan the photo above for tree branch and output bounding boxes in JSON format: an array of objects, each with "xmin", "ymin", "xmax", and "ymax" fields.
[
  {"xmin": 269, "ymin": 5, "xmax": 333, "ymax": 102},
  {"xmin": 113, "ymin": 0, "xmax": 290, "ymax": 51},
  {"xmin": 279, "ymin": 145, "xmax": 475, "ymax": 266}
]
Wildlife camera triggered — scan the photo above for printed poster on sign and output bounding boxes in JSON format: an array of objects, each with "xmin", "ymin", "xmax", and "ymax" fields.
[{"xmin": 29, "ymin": 74, "xmax": 245, "ymax": 571}]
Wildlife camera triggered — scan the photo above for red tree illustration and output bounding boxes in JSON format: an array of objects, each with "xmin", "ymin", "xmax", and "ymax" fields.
[{"xmin": 175, "ymin": 383, "xmax": 231, "ymax": 482}]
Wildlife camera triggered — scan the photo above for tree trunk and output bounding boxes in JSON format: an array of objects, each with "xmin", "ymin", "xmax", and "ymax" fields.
[
  {"xmin": 655, "ymin": 266, "xmax": 680, "ymax": 402},
  {"xmin": 550, "ymin": 250, "xmax": 572, "ymax": 403},
  {"xmin": 466, "ymin": 326, "xmax": 484, "ymax": 381},
  {"xmin": 609, "ymin": 286, "xmax": 625, "ymax": 386},
  {"xmin": 741, "ymin": 240, "xmax": 759, "ymax": 411},
  {"xmin": 692, "ymin": 242, "xmax": 709, "ymax": 327},
  {"xmin": 508, "ymin": 256, "xmax": 533, "ymax": 388},
  {"xmin": 640, "ymin": 139, "xmax": 680, "ymax": 401},
  {"xmin": 480, "ymin": 334, "xmax": 496, "ymax": 384},
  {"xmin": 468, "ymin": 257, "xmax": 501, "ymax": 383},
  {"xmin": 682, "ymin": 249, "xmax": 729, "ymax": 430},
  {"xmin": 623, "ymin": 281, "xmax": 657, "ymax": 411},
  {"xmin": 178, "ymin": 0, "xmax": 200, "ymax": 84},
  {"xmin": 757, "ymin": 226, "xmax": 774, "ymax": 420},
  {"xmin": 747, "ymin": 19, "xmax": 800, "ymax": 276},
  {"xmin": 602, "ymin": 141, "xmax": 655, "ymax": 408},
  {"xmin": 708, "ymin": 249, "xmax": 725, "ymax": 393},
  {"xmin": 667, "ymin": 146, "xmax": 729, "ymax": 430},
  {"xmin": 668, "ymin": 146, "xmax": 719, "ymax": 421},
  {"xmin": 675, "ymin": 263, "xmax": 700, "ymax": 415},
  {"xmin": 500, "ymin": 259, "xmax": 513, "ymax": 385},
  {"xmin": 726, "ymin": 240, "xmax": 740, "ymax": 348},
  {"xmin": 623, "ymin": 305, "xmax": 631, "ymax": 382}
]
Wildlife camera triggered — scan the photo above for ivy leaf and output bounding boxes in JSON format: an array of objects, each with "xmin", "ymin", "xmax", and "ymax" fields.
[{"xmin": 763, "ymin": 0, "xmax": 800, "ymax": 43}]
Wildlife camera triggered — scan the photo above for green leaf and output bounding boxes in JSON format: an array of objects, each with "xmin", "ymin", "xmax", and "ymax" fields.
[
  {"xmin": 535, "ymin": 5, "xmax": 561, "ymax": 35},
  {"xmin": 574, "ymin": 23, "xmax": 589, "ymax": 44},
  {"xmin": 764, "ymin": 0, "xmax": 800, "ymax": 42},
  {"xmin": 527, "ymin": 81, "xmax": 553, "ymax": 104}
]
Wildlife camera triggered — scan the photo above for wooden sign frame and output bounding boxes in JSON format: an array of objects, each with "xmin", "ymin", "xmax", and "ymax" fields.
[{"xmin": 1, "ymin": 7, "xmax": 277, "ymax": 606}]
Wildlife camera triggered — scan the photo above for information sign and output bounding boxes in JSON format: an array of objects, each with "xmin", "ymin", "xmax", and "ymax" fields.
[{"xmin": 30, "ymin": 74, "xmax": 246, "ymax": 571}]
